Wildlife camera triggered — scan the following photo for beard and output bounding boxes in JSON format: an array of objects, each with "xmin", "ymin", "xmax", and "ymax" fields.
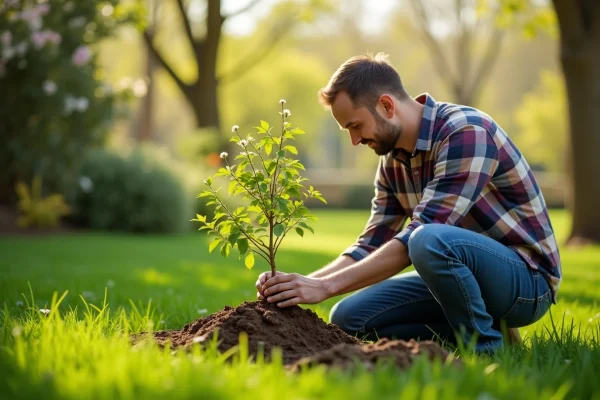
[{"xmin": 361, "ymin": 111, "xmax": 402, "ymax": 156}]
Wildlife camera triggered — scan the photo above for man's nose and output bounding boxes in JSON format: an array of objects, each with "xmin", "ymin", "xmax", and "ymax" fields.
[{"xmin": 350, "ymin": 132, "xmax": 362, "ymax": 147}]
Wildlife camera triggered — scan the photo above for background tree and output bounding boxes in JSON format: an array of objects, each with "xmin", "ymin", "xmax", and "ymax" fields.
[
  {"xmin": 142, "ymin": 0, "xmax": 326, "ymax": 140},
  {"xmin": 408, "ymin": 0, "xmax": 505, "ymax": 106},
  {"xmin": 552, "ymin": 0, "xmax": 600, "ymax": 245}
]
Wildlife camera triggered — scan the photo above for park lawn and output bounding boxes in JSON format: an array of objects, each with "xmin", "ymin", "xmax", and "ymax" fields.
[{"xmin": 0, "ymin": 209, "xmax": 599, "ymax": 399}]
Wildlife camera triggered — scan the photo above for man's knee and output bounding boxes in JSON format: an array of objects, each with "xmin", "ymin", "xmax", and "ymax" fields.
[
  {"xmin": 407, "ymin": 224, "xmax": 450, "ymax": 274},
  {"xmin": 329, "ymin": 299, "xmax": 363, "ymax": 335}
]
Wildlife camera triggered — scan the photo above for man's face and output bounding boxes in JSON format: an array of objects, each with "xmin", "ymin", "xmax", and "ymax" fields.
[{"xmin": 331, "ymin": 92, "xmax": 402, "ymax": 156}]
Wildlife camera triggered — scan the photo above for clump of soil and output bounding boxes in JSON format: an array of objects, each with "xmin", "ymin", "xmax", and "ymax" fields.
[
  {"xmin": 136, "ymin": 300, "xmax": 361, "ymax": 365},
  {"xmin": 290, "ymin": 338, "xmax": 457, "ymax": 372},
  {"xmin": 134, "ymin": 301, "xmax": 455, "ymax": 370}
]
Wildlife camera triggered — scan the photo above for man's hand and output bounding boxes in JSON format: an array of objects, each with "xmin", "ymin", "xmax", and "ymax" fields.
[
  {"xmin": 255, "ymin": 271, "xmax": 286, "ymax": 300},
  {"xmin": 262, "ymin": 273, "xmax": 330, "ymax": 307}
]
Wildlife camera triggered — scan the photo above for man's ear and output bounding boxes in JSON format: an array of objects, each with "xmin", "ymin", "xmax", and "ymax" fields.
[{"xmin": 379, "ymin": 94, "xmax": 395, "ymax": 117}]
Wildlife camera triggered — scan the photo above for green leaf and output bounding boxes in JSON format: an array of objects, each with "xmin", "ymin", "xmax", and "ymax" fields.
[
  {"xmin": 205, "ymin": 177, "xmax": 213, "ymax": 186},
  {"xmin": 192, "ymin": 214, "xmax": 207, "ymax": 222},
  {"xmin": 247, "ymin": 205, "xmax": 262, "ymax": 213},
  {"xmin": 245, "ymin": 252, "xmax": 255, "ymax": 269},
  {"xmin": 237, "ymin": 238, "xmax": 248, "ymax": 255},
  {"xmin": 228, "ymin": 232, "xmax": 240, "ymax": 245},
  {"xmin": 291, "ymin": 128, "xmax": 305, "ymax": 135},
  {"xmin": 197, "ymin": 191, "xmax": 213, "ymax": 198},
  {"xmin": 230, "ymin": 136, "xmax": 240, "ymax": 143},
  {"xmin": 265, "ymin": 142, "xmax": 273, "ymax": 155},
  {"xmin": 208, "ymin": 238, "xmax": 222, "ymax": 253},
  {"xmin": 277, "ymin": 150, "xmax": 285, "ymax": 157},
  {"xmin": 274, "ymin": 224, "xmax": 284, "ymax": 237},
  {"xmin": 228, "ymin": 180, "xmax": 237, "ymax": 196},
  {"xmin": 295, "ymin": 227, "xmax": 304, "ymax": 237},
  {"xmin": 284, "ymin": 145, "xmax": 298, "ymax": 155},
  {"xmin": 299, "ymin": 221, "xmax": 314, "ymax": 234},
  {"xmin": 220, "ymin": 243, "xmax": 231, "ymax": 257},
  {"xmin": 260, "ymin": 120, "xmax": 270, "ymax": 131}
]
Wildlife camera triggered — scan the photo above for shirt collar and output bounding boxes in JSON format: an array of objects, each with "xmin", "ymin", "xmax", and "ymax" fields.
[{"xmin": 391, "ymin": 93, "xmax": 438, "ymax": 161}]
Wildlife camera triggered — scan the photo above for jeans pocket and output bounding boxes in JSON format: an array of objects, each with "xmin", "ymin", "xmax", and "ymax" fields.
[{"xmin": 500, "ymin": 291, "xmax": 551, "ymax": 328}]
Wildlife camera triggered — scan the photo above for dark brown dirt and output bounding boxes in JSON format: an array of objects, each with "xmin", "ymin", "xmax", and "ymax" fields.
[
  {"xmin": 290, "ymin": 338, "xmax": 457, "ymax": 372},
  {"xmin": 134, "ymin": 301, "xmax": 456, "ymax": 370},
  {"xmin": 135, "ymin": 300, "xmax": 362, "ymax": 365}
]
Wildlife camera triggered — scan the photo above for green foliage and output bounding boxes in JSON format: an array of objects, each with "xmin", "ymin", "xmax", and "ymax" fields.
[
  {"xmin": 0, "ymin": 0, "xmax": 142, "ymax": 202},
  {"xmin": 193, "ymin": 101, "xmax": 326, "ymax": 271},
  {"xmin": 71, "ymin": 149, "xmax": 190, "ymax": 234},
  {"xmin": 15, "ymin": 176, "xmax": 71, "ymax": 228},
  {"xmin": 514, "ymin": 70, "xmax": 567, "ymax": 173}
]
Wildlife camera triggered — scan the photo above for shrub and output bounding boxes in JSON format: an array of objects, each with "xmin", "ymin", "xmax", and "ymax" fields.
[
  {"xmin": 0, "ymin": 1, "xmax": 141, "ymax": 204},
  {"xmin": 71, "ymin": 150, "xmax": 190, "ymax": 234}
]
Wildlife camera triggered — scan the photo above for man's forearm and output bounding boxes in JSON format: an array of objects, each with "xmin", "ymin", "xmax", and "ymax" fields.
[
  {"xmin": 308, "ymin": 255, "xmax": 356, "ymax": 278},
  {"xmin": 323, "ymin": 239, "xmax": 411, "ymax": 297}
]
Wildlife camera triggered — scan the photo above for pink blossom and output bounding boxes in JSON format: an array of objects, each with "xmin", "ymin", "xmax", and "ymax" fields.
[
  {"xmin": 71, "ymin": 45, "xmax": 92, "ymax": 66},
  {"xmin": 31, "ymin": 31, "xmax": 46, "ymax": 49},
  {"xmin": 47, "ymin": 31, "xmax": 61, "ymax": 45},
  {"xmin": 36, "ymin": 4, "xmax": 50, "ymax": 16}
]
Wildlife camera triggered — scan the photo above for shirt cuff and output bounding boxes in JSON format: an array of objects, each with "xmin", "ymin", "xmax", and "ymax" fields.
[
  {"xmin": 341, "ymin": 245, "xmax": 371, "ymax": 262},
  {"xmin": 395, "ymin": 220, "xmax": 423, "ymax": 249}
]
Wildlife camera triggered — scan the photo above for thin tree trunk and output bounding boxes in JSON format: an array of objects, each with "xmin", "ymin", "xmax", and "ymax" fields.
[
  {"xmin": 553, "ymin": 0, "xmax": 600, "ymax": 245},
  {"xmin": 138, "ymin": 36, "xmax": 156, "ymax": 141}
]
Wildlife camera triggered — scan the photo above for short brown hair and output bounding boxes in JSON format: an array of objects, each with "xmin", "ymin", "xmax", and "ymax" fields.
[{"xmin": 318, "ymin": 52, "xmax": 409, "ymax": 110}]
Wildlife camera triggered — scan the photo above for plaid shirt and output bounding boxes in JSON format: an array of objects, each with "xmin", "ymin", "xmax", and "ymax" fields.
[{"xmin": 343, "ymin": 93, "xmax": 562, "ymax": 302}]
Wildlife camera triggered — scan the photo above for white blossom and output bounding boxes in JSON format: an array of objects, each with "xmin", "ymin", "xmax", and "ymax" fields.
[
  {"xmin": 43, "ymin": 80, "xmax": 57, "ymax": 95},
  {"xmin": 1, "ymin": 31, "xmax": 12, "ymax": 47},
  {"xmin": 79, "ymin": 176, "xmax": 93, "ymax": 193},
  {"xmin": 132, "ymin": 78, "xmax": 147, "ymax": 97},
  {"xmin": 63, "ymin": 2, "xmax": 75, "ymax": 12},
  {"xmin": 39, "ymin": 308, "xmax": 51, "ymax": 315},
  {"xmin": 231, "ymin": 125, "xmax": 239, "ymax": 132},
  {"xmin": 219, "ymin": 152, "xmax": 228, "ymax": 159},
  {"xmin": 279, "ymin": 99, "xmax": 286, "ymax": 104},
  {"xmin": 76, "ymin": 97, "xmax": 89, "ymax": 112},
  {"xmin": 238, "ymin": 139, "xmax": 248, "ymax": 147},
  {"xmin": 282, "ymin": 109, "xmax": 291, "ymax": 118},
  {"xmin": 15, "ymin": 42, "xmax": 28, "ymax": 56},
  {"xmin": 15, "ymin": 301, "xmax": 24, "ymax": 307},
  {"xmin": 247, "ymin": 135, "xmax": 254, "ymax": 142},
  {"xmin": 2, "ymin": 47, "xmax": 15, "ymax": 60}
]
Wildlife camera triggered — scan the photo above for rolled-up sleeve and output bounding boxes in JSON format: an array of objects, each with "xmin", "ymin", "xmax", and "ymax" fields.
[
  {"xmin": 343, "ymin": 157, "xmax": 407, "ymax": 261},
  {"xmin": 396, "ymin": 125, "xmax": 499, "ymax": 249}
]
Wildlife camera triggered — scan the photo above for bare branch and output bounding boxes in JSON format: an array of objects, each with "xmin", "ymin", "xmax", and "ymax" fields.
[
  {"xmin": 175, "ymin": 0, "xmax": 195, "ymax": 46},
  {"xmin": 218, "ymin": 17, "xmax": 294, "ymax": 85},
  {"xmin": 408, "ymin": 0, "xmax": 457, "ymax": 90},
  {"xmin": 143, "ymin": 31, "xmax": 190, "ymax": 95},
  {"xmin": 223, "ymin": 0, "xmax": 263, "ymax": 19},
  {"xmin": 467, "ymin": 26, "xmax": 504, "ymax": 105}
]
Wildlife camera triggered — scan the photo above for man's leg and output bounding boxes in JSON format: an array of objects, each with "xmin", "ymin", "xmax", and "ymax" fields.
[
  {"xmin": 408, "ymin": 224, "xmax": 552, "ymax": 353},
  {"xmin": 329, "ymin": 271, "xmax": 455, "ymax": 343}
]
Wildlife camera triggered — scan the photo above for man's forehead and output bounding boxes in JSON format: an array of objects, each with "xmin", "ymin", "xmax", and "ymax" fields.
[{"xmin": 331, "ymin": 92, "xmax": 366, "ymax": 128}]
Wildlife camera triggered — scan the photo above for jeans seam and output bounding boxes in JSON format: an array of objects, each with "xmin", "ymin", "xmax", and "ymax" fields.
[
  {"xmin": 360, "ymin": 296, "xmax": 435, "ymax": 332},
  {"xmin": 444, "ymin": 239, "xmax": 527, "ymax": 268},
  {"xmin": 446, "ymin": 258, "xmax": 480, "ymax": 334}
]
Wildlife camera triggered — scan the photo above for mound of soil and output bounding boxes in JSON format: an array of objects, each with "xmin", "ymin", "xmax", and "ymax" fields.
[
  {"xmin": 135, "ymin": 300, "xmax": 455, "ymax": 370},
  {"xmin": 137, "ymin": 300, "xmax": 361, "ymax": 365},
  {"xmin": 290, "ymin": 338, "xmax": 457, "ymax": 372}
]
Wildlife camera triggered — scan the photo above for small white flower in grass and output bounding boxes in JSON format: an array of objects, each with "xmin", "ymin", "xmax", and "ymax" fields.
[
  {"xmin": 247, "ymin": 135, "xmax": 254, "ymax": 142},
  {"xmin": 238, "ymin": 139, "xmax": 248, "ymax": 147},
  {"xmin": 279, "ymin": 99, "xmax": 286, "ymax": 104},
  {"xmin": 232, "ymin": 125, "xmax": 239, "ymax": 132},
  {"xmin": 197, "ymin": 308, "xmax": 208, "ymax": 314},
  {"xmin": 282, "ymin": 109, "xmax": 291, "ymax": 118},
  {"xmin": 39, "ymin": 308, "xmax": 50, "ymax": 315},
  {"xmin": 12, "ymin": 325, "xmax": 22, "ymax": 337},
  {"xmin": 16, "ymin": 301, "xmax": 24, "ymax": 307},
  {"xmin": 106, "ymin": 279, "xmax": 115, "ymax": 288},
  {"xmin": 220, "ymin": 152, "xmax": 228, "ymax": 159},
  {"xmin": 192, "ymin": 335, "xmax": 207, "ymax": 343}
]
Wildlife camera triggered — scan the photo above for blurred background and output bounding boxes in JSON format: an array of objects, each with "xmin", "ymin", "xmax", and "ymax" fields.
[{"xmin": 0, "ymin": 0, "xmax": 597, "ymax": 246}]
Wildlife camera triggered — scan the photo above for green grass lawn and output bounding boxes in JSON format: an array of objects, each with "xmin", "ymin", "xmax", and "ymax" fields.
[{"xmin": 1, "ymin": 210, "xmax": 600, "ymax": 399}]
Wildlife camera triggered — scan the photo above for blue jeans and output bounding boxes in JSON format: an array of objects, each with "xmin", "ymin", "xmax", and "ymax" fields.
[{"xmin": 329, "ymin": 224, "xmax": 552, "ymax": 352}]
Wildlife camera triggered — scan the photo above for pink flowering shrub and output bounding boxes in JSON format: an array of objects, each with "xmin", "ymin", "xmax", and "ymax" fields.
[{"xmin": 0, "ymin": 0, "xmax": 142, "ymax": 203}]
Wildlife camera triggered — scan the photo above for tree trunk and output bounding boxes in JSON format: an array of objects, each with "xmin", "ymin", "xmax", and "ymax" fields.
[
  {"xmin": 553, "ymin": 0, "xmax": 600, "ymax": 245},
  {"xmin": 137, "ymin": 34, "xmax": 156, "ymax": 142}
]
